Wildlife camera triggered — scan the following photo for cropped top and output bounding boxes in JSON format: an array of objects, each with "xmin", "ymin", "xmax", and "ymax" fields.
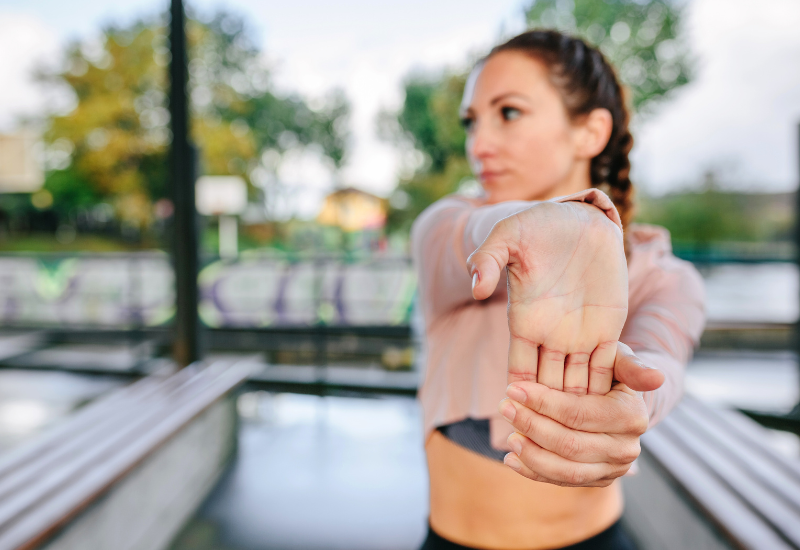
[{"xmin": 411, "ymin": 189, "xmax": 706, "ymax": 455}]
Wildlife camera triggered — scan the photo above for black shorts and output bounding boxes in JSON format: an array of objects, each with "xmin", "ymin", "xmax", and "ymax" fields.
[{"xmin": 420, "ymin": 520, "xmax": 637, "ymax": 550}]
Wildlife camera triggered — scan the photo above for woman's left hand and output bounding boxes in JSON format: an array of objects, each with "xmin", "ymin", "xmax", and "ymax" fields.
[{"xmin": 497, "ymin": 342, "xmax": 664, "ymax": 487}]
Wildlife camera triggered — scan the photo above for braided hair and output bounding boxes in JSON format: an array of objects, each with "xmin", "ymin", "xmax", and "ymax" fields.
[{"xmin": 489, "ymin": 30, "xmax": 635, "ymax": 229}]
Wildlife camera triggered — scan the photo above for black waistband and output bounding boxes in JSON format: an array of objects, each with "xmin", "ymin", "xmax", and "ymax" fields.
[{"xmin": 420, "ymin": 520, "xmax": 636, "ymax": 550}]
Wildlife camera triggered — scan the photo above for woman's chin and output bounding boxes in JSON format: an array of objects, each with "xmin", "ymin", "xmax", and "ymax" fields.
[
  {"xmin": 485, "ymin": 188, "xmax": 539, "ymax": 204},
  {"xmin": 482, "ymin": 183, "xmax": 520, "ymax": 204}
]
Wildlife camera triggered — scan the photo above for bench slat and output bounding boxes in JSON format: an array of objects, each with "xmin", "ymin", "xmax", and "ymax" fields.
[
  {"xmin": 0, "ymin": 360, "xmax": 252, "ymax": 550},
  {"xmin": 659, "ymin": 413, "xmax": 800, "ymax": 546},
  {"xmin": 685, "ymin": 396, "xmax": 800, "ymax": 482},
  {"xmin": 674, "ymin": 401, "xmax": 800, "ymax": 513},
  {"xmin": 0, "ymin": 367, "xmax": 198, "ymax": 499},
  {"xmin": 642, "ymin": 425, "xmax": 794, "ymax": 550},
  {"xmin": 0, "ymin": 364, "xmax": 228, "ymax": 530}
]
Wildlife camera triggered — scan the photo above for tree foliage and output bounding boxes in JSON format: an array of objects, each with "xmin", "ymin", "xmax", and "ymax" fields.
[
  {"xmin": 525, "ymin": 0, "xmax": 691, "ymax": 111},
  {"xmin": 41, "ymin": 10, "xmax": 349, "ymax": 228},
  {"xmin": 637, "ymin": 174, "xmax": 794, "ymax": 247},
  {"xmin": 383, "ymin": 72, "xmax": 473, "ymax": 234},
  {"xmin": 384, "ymin": 0, "xmax": 691, "ymax": 235}
]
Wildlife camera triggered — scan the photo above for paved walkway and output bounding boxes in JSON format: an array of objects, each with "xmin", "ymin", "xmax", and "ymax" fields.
[{"xmin": 173, "ymin": 393, "xmax": 428, "ymax": 550}]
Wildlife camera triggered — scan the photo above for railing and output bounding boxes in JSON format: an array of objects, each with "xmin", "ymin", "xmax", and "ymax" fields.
[
  {"xmin": 0, "ymin": 252, "xmax": 416, "ymax": 329},
  {"xmin": 673, "ymin": 241, "xmax": 794, "ymax": 264}
]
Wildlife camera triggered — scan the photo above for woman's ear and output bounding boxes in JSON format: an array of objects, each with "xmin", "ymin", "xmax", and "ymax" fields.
[{"xmin": 576, "ymin": 108, "xmax": 613, "ymax": 159}]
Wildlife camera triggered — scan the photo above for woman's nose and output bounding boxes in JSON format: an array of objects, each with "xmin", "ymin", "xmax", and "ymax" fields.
[{"xmin": 468, "ymin": 120, "xmax": 497, "ymax": 161}]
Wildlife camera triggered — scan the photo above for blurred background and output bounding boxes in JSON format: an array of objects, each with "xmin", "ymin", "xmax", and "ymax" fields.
[{"xmin": 0, "ymin": 0, "xmax": 799, "ymax": 549}]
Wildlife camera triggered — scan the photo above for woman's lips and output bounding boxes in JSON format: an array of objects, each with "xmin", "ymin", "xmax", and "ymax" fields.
[{"xmin": 480, "ymin": 170, "xmax": 507, "ymax": 182}]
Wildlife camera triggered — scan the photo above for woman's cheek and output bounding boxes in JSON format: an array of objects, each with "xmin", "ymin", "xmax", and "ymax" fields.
[{"xmin": 518, "ymin": 139, "xmax": 561, "ymax": 185}]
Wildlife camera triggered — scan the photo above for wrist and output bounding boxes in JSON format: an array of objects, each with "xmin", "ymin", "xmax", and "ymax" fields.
[{"xmin": 552, "ymin": 188, "xmax": 622, "ymax": 231}]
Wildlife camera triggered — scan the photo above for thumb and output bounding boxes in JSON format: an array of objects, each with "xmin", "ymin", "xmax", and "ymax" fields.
[
  {"xmin": 614, "ymin": 342, "xmax": 665, "ymax": 393},
  {"xmin": 466, "ymin": 220, "xmax": 514, "ymax": 300}
]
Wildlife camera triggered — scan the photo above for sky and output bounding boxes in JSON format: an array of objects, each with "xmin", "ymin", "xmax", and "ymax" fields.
[{"xmin": 1, "ymin": 0, "xmax": 799, "ymax": 217}]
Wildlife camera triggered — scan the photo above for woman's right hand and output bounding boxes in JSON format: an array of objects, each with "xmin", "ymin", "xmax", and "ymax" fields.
[{"xmin": 467, "ymin": 196, "xmax": 628, "ymax": 396}]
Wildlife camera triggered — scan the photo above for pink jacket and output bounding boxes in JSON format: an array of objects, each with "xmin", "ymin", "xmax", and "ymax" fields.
[{"xmin": 411, "ymin": 189, "xmax": 706, "ymax": 451}]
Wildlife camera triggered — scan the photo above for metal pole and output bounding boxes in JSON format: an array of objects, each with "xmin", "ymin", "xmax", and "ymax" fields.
[
  {"xmin": 169, "ymin": 0, "xmax": 201, "ymax": 366},
  {"xmin": 795, "ymin": 122, "xmax": 800, "ymax": 414}
]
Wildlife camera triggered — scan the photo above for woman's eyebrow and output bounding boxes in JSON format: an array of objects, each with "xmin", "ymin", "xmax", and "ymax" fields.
[{"xmin": 490, "ymin": 92, "xmax": 530, "ymax": 106}]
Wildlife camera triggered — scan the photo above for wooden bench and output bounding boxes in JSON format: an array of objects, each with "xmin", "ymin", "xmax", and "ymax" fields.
[
  {"xmin": 0, "ymin": 359, "xmax": 253, "ymax": 550},
  {"xmin": 622, "ymin": 394, "xmax": 800, "ymax": 550}
]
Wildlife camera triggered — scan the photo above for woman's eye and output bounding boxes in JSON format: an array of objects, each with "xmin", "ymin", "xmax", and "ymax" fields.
[
  {"xmin": 459, "ymin": 117, "xmax": 474, "ymax": 131},
  {"xmin": 501, "ymin": 107, "xmax": 522, "ymax": 121}
]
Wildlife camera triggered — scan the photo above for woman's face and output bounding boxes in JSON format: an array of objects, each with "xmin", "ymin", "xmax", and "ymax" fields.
[{"xmin": 461, "ymin": 51, "xmax": 598, "ymax": 203}]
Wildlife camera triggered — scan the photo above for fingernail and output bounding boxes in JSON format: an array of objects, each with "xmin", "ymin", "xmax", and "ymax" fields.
[
  {"xmin": 508, "ymin": 434, "xmax": 523, "ymax": 455},
  {"xmin": 499, "ymin": 399, "xmax": 516, "ymax": 422},
  {"xmin": 506, "ymin": 384, "xmax": 527, "ymax": 403},
  {"xmin": 504, "ymin": 452, "xmax": 522, "ymax": 471},
  {"xmin": 471, "ymin": 272, "xmax": 479, "ymax": 290}
]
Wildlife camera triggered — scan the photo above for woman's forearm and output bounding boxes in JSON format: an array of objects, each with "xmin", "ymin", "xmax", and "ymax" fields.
[{"xmin": 621, "ymin": 267, "xmax": 706, "ymax": 427}]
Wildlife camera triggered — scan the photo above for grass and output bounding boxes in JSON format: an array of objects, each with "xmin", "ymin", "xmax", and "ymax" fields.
[{"xmin": 0, "ymin": 234, "xmax": 162, "ymax": 253}]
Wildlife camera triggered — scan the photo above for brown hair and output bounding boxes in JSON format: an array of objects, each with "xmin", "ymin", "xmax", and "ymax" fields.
[{"xmin": 489, "ymin": 30, "xmax": 634, "ymax": 229}]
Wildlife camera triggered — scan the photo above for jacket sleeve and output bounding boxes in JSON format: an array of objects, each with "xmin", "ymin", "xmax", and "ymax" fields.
[
  {"xmin": 620, "ymin": 257, "xmax": 706, "ymax": 428},
  {"xmin": 411, "ymin": 197, "xmax": 527, "ymax": 324}
]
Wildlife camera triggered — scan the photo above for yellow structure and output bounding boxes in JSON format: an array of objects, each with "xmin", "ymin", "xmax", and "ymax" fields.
[
  {"xmin": 317, "ymin": 187, "xmax": 387, "ymax": 232},
  {"xmin": 0, "ymin": 131, "xmax": 43, "ymax": 193}
]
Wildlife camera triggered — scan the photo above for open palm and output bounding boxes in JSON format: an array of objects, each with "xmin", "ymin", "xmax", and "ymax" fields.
[{"xmin": 468, "ymin": 198, "xmax": 628, "ymax": 395}]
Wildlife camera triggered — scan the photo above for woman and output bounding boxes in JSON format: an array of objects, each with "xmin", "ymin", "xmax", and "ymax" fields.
[{"xmin": 411, "ymin": 30, "xmax": 705, "ymax": 549}]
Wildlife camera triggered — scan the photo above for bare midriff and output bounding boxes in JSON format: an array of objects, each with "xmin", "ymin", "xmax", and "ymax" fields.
[{"xmin": 426, "ymin": 431, "xmax": 623, "ymax": 550}]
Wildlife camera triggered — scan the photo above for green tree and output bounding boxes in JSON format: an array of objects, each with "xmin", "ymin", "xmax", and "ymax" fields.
[
  {"xmin": 384, "ymin": 0, "xmax": 691, "ymax": 235},
  {"xmin": 525, "ymin": 0, "xmax": 691, "ymax": 111},
  {"xmin": 40, "ymin": 10, "xmax": 349, "ymax": 230},
  {"xmin": 382, "ymin": 72, "xmax": 473, "ymax": 234},
  {"xmin": 636, "ymin": 172, "xmax": 794, "ymax": 247}
]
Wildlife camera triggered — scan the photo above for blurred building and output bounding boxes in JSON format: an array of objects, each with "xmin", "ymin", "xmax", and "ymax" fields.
[
  {"xmin": 0, "ymin": 131, "xmax": 42, "ymax": 193},
  {"xmin": 317, "ymin": 187, "xmax": 388, "ymax": 253},
  {"xmin": 317, "ymin": 187, "xmax": 387, "ymax": 233}
]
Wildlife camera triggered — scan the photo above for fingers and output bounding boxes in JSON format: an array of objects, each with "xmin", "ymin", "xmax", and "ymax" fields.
[
  {"xmin": 614, "ymin": 342, "xmax": 665, "ymax": 392},
  {"xmin": 506, "ymin": 381, "xmax": 649, "ymax": 435},
  {"xmin": 504, "ymin": 452, "xmax": 615, "ymax": 487},
  {"xmin": 508, "ymin": 337, "xmax": 539, "ymax": 384},
  {"xmin": 563, "ymin": 352, "xmax": 590, "ymax": 396},
  {"xmin": 536, "ymin": 347, "xmax": 566, "ymax": 391},
  {"xmin": 588, "ymin": 340, "xmax": 617, "ymax": 395},
  {"xmin": 499, "ymin": 398, "xmax": 641, "ymax": 465},
  {"xmin": 502, "ymin": 453, "xmax": 569, "ymax": 486},
  {"xmin": 466, "ymin": 220, "xmax": 516, "ymax": 301},
  {"xmin": 504, "ymin": 433, "xmax": 628, "ymax": 487},
  {"xmin": 504, "ymin": 451, "xmax": 614, "ymax": 487}
]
